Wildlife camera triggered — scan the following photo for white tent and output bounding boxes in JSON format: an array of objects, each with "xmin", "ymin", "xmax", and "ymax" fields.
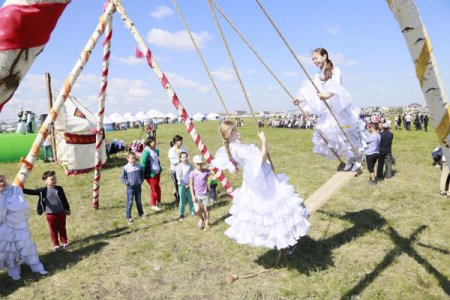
[
  {"xmin": 123, "ymin": 112, "xmax": 137, "ymax": 122},
  {"xmin": 146, "ymin": 109, "xmax": 166, "ymax": 119},
  {"xmin": 134, "ymin": 111, "xmax": 149, "ymax": 122},
  {"xmin": 103, "ymin": 115, "xmax": 114, "ymax": 132},
  {"xmin": 166, "ymin": 112, "xmax": 177, "ymax": 120},
  {"xmin": 109, "ymin": 112, "xmax": 127, "ymax": 123},
  {"xmin": 192, "ymin": 112, "xmax": 205, "ymax": 122},
  {"xmin": 206, "ymin": 112, "xmax": 220, "ymax": 120},
  {"xmin": 54, "ymin": 94, "xmax": 106, "ymax": 175}
]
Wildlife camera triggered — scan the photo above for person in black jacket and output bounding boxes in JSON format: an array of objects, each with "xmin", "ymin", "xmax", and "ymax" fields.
[
  {"xmin": 377, "ymin": 123, "xmax": 394, "ymax": 180},
  {"xmin": 23, "ymin": 171, "xmax": 71, "ymax": 251}
]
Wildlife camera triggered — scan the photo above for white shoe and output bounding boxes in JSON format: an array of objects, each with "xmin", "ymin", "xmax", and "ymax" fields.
[
  {"xmin": 151, "ymin": 206, "xmax": 161, "ymax": 211},
  {"xmin": 343, "ymin": 160, "xmax": 353, "ymax": 171},
  {"xmin": 351, "ymin": 161, "xmax": 362, "ymax": 172}
]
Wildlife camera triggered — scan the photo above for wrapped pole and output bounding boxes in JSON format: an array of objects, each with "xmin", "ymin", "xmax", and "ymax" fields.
[
  {"xmin": 0, "ymin": 0, "xmax": 70, "ymax": 113},
  {"xmin": 14, "ymin": 2, "xmax": 116, "ymax": 188},
  {"xmin": 112, "ymin": 0, "xmax": 234, "ymax": 195},
  {"xmin": 388, "ymin": 0, "xmax": 450, "ymax": 159},
  {"xmin": 92, "ymin": 7, "xmax": 115, "ymax": 209}
]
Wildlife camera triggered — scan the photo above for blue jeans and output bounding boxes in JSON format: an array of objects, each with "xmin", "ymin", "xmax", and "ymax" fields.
[
  {"xmin": 44, "ymin": 145, "xmax": 53, "ymax": 160},
  {"xmin": 126, "ymin": 185, "xmax": 143, "ymax": 219}
]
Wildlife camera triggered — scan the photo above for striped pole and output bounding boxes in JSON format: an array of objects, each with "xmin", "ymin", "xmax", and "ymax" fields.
[
  {"xmin": 388, "ymin": 0, "xmax": 450, "ymax": 159},
  {"xmin": 14, "ymin": 2, "xmax": 116, "ymax": 188},
  {"xmin": 112, "ymin": 0, "xmax": 234, "ymax": 195},
  {"xmin": 0, "ymin": 0, "xmax": 70, "ymax": 113},
  {"xmin": 92, "ymin": 6, "xmax": 115, "ymax": 209}
]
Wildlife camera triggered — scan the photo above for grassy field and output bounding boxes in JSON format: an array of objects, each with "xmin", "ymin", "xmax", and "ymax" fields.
[{"xmin": 0, "ymin": 120, "xmax": 449, "ymax": 299}]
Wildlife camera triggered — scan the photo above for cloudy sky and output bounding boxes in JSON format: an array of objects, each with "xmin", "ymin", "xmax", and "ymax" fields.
[{"xmin": 1, "ymin": 0, "xmax": 449, "ymax": 120}]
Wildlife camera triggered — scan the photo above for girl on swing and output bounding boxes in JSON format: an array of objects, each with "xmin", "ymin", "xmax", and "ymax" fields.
[
  {"xmin": 295, "ymin": 48, "xmax": 367, "ymax": 172},
  {"xmin": 212, "ymin": 120, "xmax": 310, "ymax": 250}
]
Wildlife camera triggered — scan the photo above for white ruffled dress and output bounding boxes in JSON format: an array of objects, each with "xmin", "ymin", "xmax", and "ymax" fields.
[
  {"xmin": 298, "ymin": 68, "xmax": 367, "ymax": 160},
  {"xmin": 0, "ymin": 186, "xmax": 46, "ymax": 280},
  {"xmin": 213, "ymin": 142, "xmax": 310, "ymax": 249}
]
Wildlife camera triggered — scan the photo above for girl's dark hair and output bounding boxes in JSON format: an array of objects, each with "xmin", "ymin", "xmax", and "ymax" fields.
[
  {"xmin": 179, "ymin": 151, "xmax": 188, "ymax": 160},
  {"xmin": 145, "ymin": 136, "xmax": 156, "ymax": 146},
  {"xmin": 313, "ymin": 47, "xmax": 334, "ymax": 81},
  {"xmin": 42, "ymin": 170, "xmax": 55, "ymax": 180},
  {"xmin": 170, "ymin": 135, "xmax": 183, "ymax": 147}
]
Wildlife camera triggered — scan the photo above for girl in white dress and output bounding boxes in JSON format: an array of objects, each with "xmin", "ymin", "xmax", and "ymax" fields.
[
  {"xmin": 212, "ymin": 120, "xmax": 310, "ymax": 250},
  {"xmin": 295, "ymin": 48, "xmax": 367, "ymax": 171},
  {"xmin": 0, "ymin": 174, "xmax": 47, "ymax": 280}
]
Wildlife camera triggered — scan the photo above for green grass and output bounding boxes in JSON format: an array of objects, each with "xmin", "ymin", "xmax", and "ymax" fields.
[{"xmin": 1, "ymin": 120, "xmax": 449, "ymax": 299}]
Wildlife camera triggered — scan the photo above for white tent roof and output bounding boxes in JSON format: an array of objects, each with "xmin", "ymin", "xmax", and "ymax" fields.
[
  {"xmin": 166, "ymin": 112, "xmax": 177, "ymax": 120},
  {"xmin": 206, "ymin": 112, "xmax": 220, "ymax": 120},
  {"xmin": 146, "ymin": 109, "xmax": 166, "ymax": 119},
  {"xmin": 123, "ymin": 112, "xmax": 137, "ymax": 122},
  {"xmin": 109, "ymin": 112, "xmax": 127, "ymax": 123},
  {"xmin": 103, "ymin": 115, "xmax": 113, "ymax": 124},
  {"xmin": 135, "ymin": 111, "xmax": 149, "ymax": 121},
  {"xmin": 54, "ymin": 94, "xmax": 97, "ymax": 132},
  {"xmin": 192, "ymin": 112, "xmax": 205, "ymax": 121}
]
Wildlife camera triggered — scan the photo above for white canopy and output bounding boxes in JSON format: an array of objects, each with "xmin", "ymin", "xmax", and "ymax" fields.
[
  {"xmin": 123, "ymin": 112, "xmax": 137, "ymax": 122},
  {"xmin": 146, "ymin": 109, "xmax": 166, "ymax": 119},
  {"xmin": 192, "ymin": 112, "xmax": 205, "ymax": 121},
  {"xmin": 103, "ymin": 115, "xmax": 114, "ymax": 124},
  {"xmin": 135, "ymin": 111, "xmax": 149, "ymax": 121},
  {"xmin": 108, "ymin": 112, "xmax": 127, "ymax": 123},
  {"xmin": 166, "ymin": 112, "xmax": 177, "ymax": 120},
  {"xmin": 206, "ymin": 112, "xmax": 220, "ymax": 120}
]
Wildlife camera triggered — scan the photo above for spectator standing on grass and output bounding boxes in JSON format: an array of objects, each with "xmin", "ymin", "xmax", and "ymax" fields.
[
  {"xmin": 423, "ymin": 113, "xmax": 429, "ymax": 132},
  {"xmin": 152, "ymin": 119, "xmax": 158, "ymax": 138},
  {"xmin": 440, "ymin": 154, "xmax": 450, "ymax": 196},
  {"xmin": 140, "ymin": 137, "xmax": 163, "ymax": 211},
  {"xmin": 43, "ymin": 134, "xmax": 53, "ymax": 162},
  {"xmin": 0, "ymin": 174, "xmax": 48, "ymax": 280},
  {"xmin": 377, "ymin": 123, "xmax": 394, "ymax": 180},
  {"xmin": 414, "ymin": 113, "xmax": 422, "ymax": 131},
  {"xmin": 189, "ymin": 155, "xmax": 211, "ymax": 231},
  {"xmin": 121, "ymin": 152, "xmax": 144, "ymax": 225},
  {"xmin": 208, "ymin": 166, "xmax": 219, "ymax": 202},
  {"xmin": 404, "ymin": 113, "xmax": 412, "ymax": 130},
  {"xmin": 176, "ymin": 151, "xmax": 194, "ymax": 221},
  {"xmin": 23, "ymin": 171, "xmax": 71, "ymax": 252},
  {"xmin": 168, "ymin": 135, "xmax": 188, "ymax": 206},
  {"xmin": 365, "ymin": 123, "xmax": 381, "ymax": 185}
]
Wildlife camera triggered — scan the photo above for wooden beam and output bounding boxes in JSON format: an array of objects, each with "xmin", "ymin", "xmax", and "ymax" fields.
[{"xmin": 305, "ymin": 171, "xmax": 357, "ymax": 215}]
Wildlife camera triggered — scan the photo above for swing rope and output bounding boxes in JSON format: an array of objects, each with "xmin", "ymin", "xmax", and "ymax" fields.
[
  {"xmin": 209, "ymin": 0, "xmax": 344, "ymax": 166},
  {"xmin": 207, "ymin": 0, "xmax": 275, "ymax": 171},
  {"xmin": 254, "ymin": 0, "xmax": 362, "ymax": 163},
  {"xmin": 172, "ymin": 0, "xmax": 230, "ymax": 117}
]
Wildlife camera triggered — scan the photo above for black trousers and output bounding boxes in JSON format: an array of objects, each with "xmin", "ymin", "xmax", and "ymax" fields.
[
  {"xmin": 366, "ymin": 153, "xmax": 378, "ymax": 173},
  {"xmin": 170, "ymin": 171, "xmax": 179, "ymax": 204},
  {"xmin": 377, "ymin": 152, "xmax": 393, "ymax": 179}
]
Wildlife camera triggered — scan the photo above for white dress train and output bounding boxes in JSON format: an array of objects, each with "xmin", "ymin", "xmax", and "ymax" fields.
[
  {"xmin": 0, "ymin": 186, "xmax": 46, "ymax": 280},
  {"xmin": 213, "ymin": 142, "xmax": 311, "ymax": 250}
]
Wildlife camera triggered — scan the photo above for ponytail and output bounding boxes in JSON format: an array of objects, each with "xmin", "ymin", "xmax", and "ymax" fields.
[
  {"xmin": 323, "ymin": 58, "xmax": 334, "ymax": 81},
  {"xmin": 313, "ymin": 47, "xmax": 334, "ymax": 81},
  {"xmin": 219, "ymin": 120, "xmax": 240, "ymax": 171},
  {"xmin": 223, "ymin": 139, "xmax": 239, "ymax": 171}
]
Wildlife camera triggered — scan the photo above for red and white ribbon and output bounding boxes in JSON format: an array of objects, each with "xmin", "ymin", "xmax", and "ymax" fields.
[
  {"xmin": 14, "ymin": 2, "xmax": 116, "ymax": 188},
  {"xmin": 0, "ymin": 0, "xmax": 70, "ymax": 112},
  {"xmin": 112, "ymin": 0, "xmax": 233, "ymax": 195}
]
